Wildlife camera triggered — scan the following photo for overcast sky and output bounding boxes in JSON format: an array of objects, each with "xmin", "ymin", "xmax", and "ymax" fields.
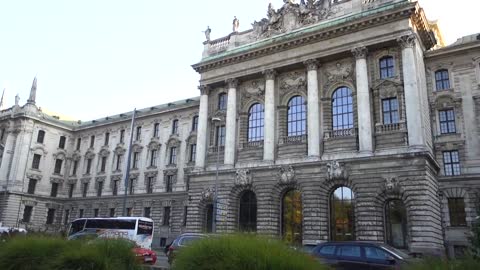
[{"xmin": 0, "ymin": 0, "xmax": 478, "ymax": 121}]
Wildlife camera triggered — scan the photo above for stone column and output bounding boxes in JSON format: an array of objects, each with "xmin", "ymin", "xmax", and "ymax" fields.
[
  {"xmin": 224, "ymin": 79, "xmax": 238, "ymax": 167},
  {"xmin": 305, "ymin": 59, "xmax": 321, "ymax": 158},
  {"xmin": 195, "ymin": 85, "xmax": 209, "ymax": 170},
  {"xmin": 0, "ymin": 129, "xmax": 17, "ymax": 189},
  {"xmin": 398, "ymin": 34, "xmax": 424, "ymax": 147},
  {"xmin": 263, "ymin": 70, "xmax": 277, "ymax": 162},
  {"xmin": 352, "ymin": 47, "xmax": 373, "ymax": 154}
]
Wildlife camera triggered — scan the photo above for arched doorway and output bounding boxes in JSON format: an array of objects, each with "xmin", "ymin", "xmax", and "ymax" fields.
[
  {"xmin": 330, "ymin": 186, "xmax": 355, "ymax": 241},
  {"xmin": 385, "ymin": 200, "xmax": 407, "ymax": 249},
  {"xmin": 204, "ymin": 203, "xmax": 213, "ymax": 233},
  {"xmin": 239, "ymin": 191, "xmax": 257, "ymax": 232},
  {"xmin": 282, "ymin": 189, "xmax": 302, "ymax": 245}
]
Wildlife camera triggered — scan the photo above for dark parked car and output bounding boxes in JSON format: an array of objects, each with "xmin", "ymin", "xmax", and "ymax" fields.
[
  {"xmin": 166, "ymin": 233, "xmax": 207, "ymax": 265},
  {"xmin": 312, "ymin": 242, "xmax": 414, "ymax": 270}
]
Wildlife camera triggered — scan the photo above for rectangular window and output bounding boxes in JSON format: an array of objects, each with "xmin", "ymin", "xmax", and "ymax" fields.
[
  {"xmin": 90, "ymin": 135, "xmax": 95, "ymax": 148},
  {"xmin": 172, "ymin": 120, "xmax": 179, "ymax": 135},
  {"xmin": 54, "ymin": 159, "xmax": 63, "ymax": 174},
  {"xmin": 382, "ymin": 98, "xmax": 399, "ymax": 124},
  {"xmin": 104, "ymin": 132, "xmax": 110, "ymax": 146},
  {"xmin": 150, "ymin": 149, "xmax": 157, "ymax": 167},
  {"xmin": 72, "ymin": 160, "xmax": 78, "ymax": 175},
  {"xmin": 379, "ymin": 56, "xmax": 395, "ymax": 79},
  {"xmin": 183, "ymin": 206, "xmax": 188, "ymax": 226},
  {"xmin": 50, "ymin": 182, "xmax": 59, "ymax": 197},
  {"xmin": 448, "ymin": 198, "xmax": 467, "ymax": 227},
  {"xmin": 163, "ymin": 207, "xmax": 171, "ymax": 226},
  {"xmin": 94, "ymin": 209, "xmax": 99, "ymax": 218},
  {"xmin": 109, "ymin": 208, "xmax": 115, "ymax": 217},
  {"xmin": 136, "ymin": 126, "xmax": 142, "ymax": 141},
  {"xmin": 192, "ymin": 116, "xmax": 199, "ymax": 132},
  {"xmin": 160, "ymin": 238, "xmax": 167, "ymax": 247},
  {"xmin": 127, "ymin": 208, "xmax": 133, "ymax": 217},
  {"xmin": 68, "ymin": 184, "xmax": 74, "ymax": 198},
  {"xmin": 166, "ymin": 175, "xmax": 173, "ymax": 193},
  {"xmin": 216, "ymin": 125, "xmax": 226, "ymax": 146},
  {"xmin": 169, "ymin": 147, "xmax": 177, "ymax": 165},
  {"xmin": 100, "ymin": 157, "xmax": 107, "ymax": 172},
  {"xmin": 146, "ymin": 177, "xmax": 154, "ymax": 194},
  {"xmin": 97, "ymin": 181, "xmax": 103, "ymax": 197},
  {"xmin": 37, "ymin": 130, "xmax": 45, "ymax": 144},
  {"xmin": 439, "ymin": 109, "xmax": 456, "ymax": 134},
  {"xmin": 132, "ymin": 152, "xmax": 139, "ymax": 169},
  {"xmin": 86, "ymin": 159, "xmax": 92, "ymax": 174},
  {"xmin": 113, "ymin": 180, "xmax": 119, "ymax": 196},
  {"xmin": 23, "ymin": 206, "xmax": 33, "ymax": 223},
  {"xmin": 64, "ymin": 209, "xmax": 70, "ymax": 225},
  {"xmin": 129, "ymin": 179, "xmax": 135, "ymax": 195},
  {"xmin": 144, "ymin": 207, "xmax": 151, "ymax": 218},
  {"xmin": 58, "ymin": 136, "xmax": 66, "ymax": 149},
  {"xmin": 32, "ymin": 154, "xmax": 41, "ymax": 170},
  {"xmin": 79, "ymin": 209, "xmax": 84, "ymax": 218},
  {"xmin": 27, "ymin": 179, "xmax": 37, "ymax": 194},
  {"xmin": 76, "ymin": 138, "xmax": 81, "ymax": 151},
  {"xmin": 189, "ymin": 144, "xmax": 196, "ymax": 162},
  {"xmin": 82, "ymin": 183, "xmax": 88, "ymax": 197},
  {"xmin": 443, "ymin": 151, "xmax": 461, "ymax": 176},
  {"xmin": 120, "ymin": 129, "xmax": 125, "ymax": 143},
  {"xmin": 153, "ymin": 123, "xmax": 160, "ymax": 138},
  {"xmin": 46, "ymin": 209, "xmax": 55, "ymax": 225},
  {"xmin": 116, "ymin": 154, "xmax": 122, "ymax": 171},
  {"xmin": 435, "ymin": 70, "xmax": 451, "ymax": 91}
]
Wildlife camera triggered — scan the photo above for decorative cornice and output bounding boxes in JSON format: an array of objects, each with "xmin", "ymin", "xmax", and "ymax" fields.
[
  {"xmin": 352, "ymin": 46, "xmax": 368, "ymax": 59},
  {"xmin": 304, "ymin": 59, "xmax": 319, "ymax": 71},
  {"xmin": 226, "ymin": 78, "xmax": 239, "ymax": 89},
  {"xmin": 263, "ymin": 69, "xmax": 277, "ymax": 80},
  {"xmin": 397, "ymin": 34, "xmax": 416, "ymax": 49}
]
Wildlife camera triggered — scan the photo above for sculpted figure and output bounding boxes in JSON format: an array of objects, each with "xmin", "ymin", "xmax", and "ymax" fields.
[
  {"xmin": 326, "ymin": 160, "xmax": 349, "ymax": 181},
  {"xmin": 278, "ymin": 166, "xmax": 296, "ymax": 185},
  {"xmin": 232, "ymin": 16, "xmax": 240, "ymax": 32},
  {"xmin": 204, "ymin": 26, "xmax": 211, "ymax": 41},
  {"xmin": 235, "ymin": 169, "xmax": 252, "ymax": 187}
]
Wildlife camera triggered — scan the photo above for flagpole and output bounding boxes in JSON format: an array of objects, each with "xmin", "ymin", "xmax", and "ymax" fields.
[{"xmin": 122, "ymin": 109, "xmax": 137, "ymax": 216}]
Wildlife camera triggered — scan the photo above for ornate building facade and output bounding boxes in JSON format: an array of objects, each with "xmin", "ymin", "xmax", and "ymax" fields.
[{"xmin": 1, "ymin": 0, "xmax": 479, "ymax": 257}]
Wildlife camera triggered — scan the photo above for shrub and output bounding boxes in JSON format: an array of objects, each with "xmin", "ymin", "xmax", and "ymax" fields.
[
  {"xmin": 407, "ymin": 257, "xmax": 480, "ymax": 270},
  {"xmin": 172, "ymin": 234, "xmax": 328, "ymax": 270}
]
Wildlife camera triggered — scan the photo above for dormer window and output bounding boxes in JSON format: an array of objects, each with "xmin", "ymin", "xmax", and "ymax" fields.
[{"xmin": 435, "ymin": 69, "xmax": 450, "ymax": 91}]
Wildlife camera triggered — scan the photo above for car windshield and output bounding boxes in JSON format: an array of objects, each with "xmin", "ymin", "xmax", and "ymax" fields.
[
  {"xmin": 380, "ymin": 244, "xmax": 410, "ymax": 259},
  {"xmin": 179, "ymin": 236, "xmax": 204, "ymax": 246}
]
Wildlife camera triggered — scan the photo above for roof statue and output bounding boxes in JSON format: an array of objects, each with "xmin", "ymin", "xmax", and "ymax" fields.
[
  {"xmin": 204, "ymin": 26, "xmax": 211, "ymax": 41},
  {"xmin": 0, "ymin": 89, "xmax": 5, "ymax": 110},
  {"xmin": 15, "ymin": 94, "xmax": 20, "ymax": 107},
  {"xmin": 232, "ymin": 16, "xmax": 239, "ymax": 32},
  {"xmin": 27, "ymin": 77, "xmax": 37, "ymax": 105}
]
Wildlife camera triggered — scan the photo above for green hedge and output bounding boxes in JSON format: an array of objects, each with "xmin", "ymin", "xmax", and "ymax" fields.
[
  {"xmin": 172, "ymin": 234, "xmax": 328, "ymax": 270},
  {"xmin": 406, "ymin": 257, "xmax": 480, "ymax": 270},
  {"xmin": 0, "ymin": 236, "xmax": 141, "ymax": 270}
]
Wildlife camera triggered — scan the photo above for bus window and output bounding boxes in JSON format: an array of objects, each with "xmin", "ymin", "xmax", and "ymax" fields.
[
  {"xmin": 85, "ymin": 219, "xmax": 136, "ymax": 230},
  {"xmin": 137, "ymin": 220, "xmax": 153, "ymax": 235},
  {"xmin": 69, "ymin": 219, "xmax": 86, "ymax": 236}
]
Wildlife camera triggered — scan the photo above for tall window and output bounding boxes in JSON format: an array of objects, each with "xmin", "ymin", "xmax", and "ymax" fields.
[
  {"xmin": 68, "ymin": 184, "xmax": 74, "ymax": 198},
  {"xmin": 218, "ymin": 93, "xmax": 227, "ymax": 110},
  {"xmin": 116, "ymin": 154, "xmax": 122, "ymax": 171},
  {"xmin": 153, "ymin": 123, "xmax": 160, "ymax": 138},
  {"xmin": 439, "ymin": 109, "xmax": 456, "ymax": 134},
  {"xmin": 82, "ymin": 183, "xmax": 88, "ymax": 197},
  {"xmin": 23, "ymin": 206, "xmax": 33, "ymax": 223},
  {"xmin": 146, "ymin": 177, "xmax": 154, "ymax": 194},
  {"xmin": 172, "ymin": 120, "xmax": 179, "ymax": 135},
  {"xmin": 382, "ymin": 98, "xmax": 399, "ymax": 124},
  {"xmin": 136, "ymin": 126, "xmax": 142, "ymax": 141},
  {"xmin": 169, "ymin": 147, "xmax": 177, "ymax": 165},
  {"xmin": 76, "ymin": 138, "xmax": 81, "ymax": 150},
  {"xmin": 132, "ymin": 152, "xmax": 140, "ymax": 169},
  {"xmin": 248, "ymin": 103, "xmax": 265, "ymax": 142},
  {"xmin": 163, "ymin": 207, "xmax": 171, "ymax": 226},
  {"xmin": 189, "ymin": 144, "xmax": 197, "ymax": 162},
  {"xmin": 72, "ymin": 160, "xmax": 78, "ymax": 175},
  {"xmin": 58, "ymin": 136, "xmax": 66, "ymax": 149},
  {"xmin": 94, "ymin": 209, "xmax": 99, "ymax": 218},
  {"xmin": 54, "ymin": 159, "xmax": 63, "ymax": 174},
  {"xmin": 435, "ymin": 69, "xmax": 450, "ymax": 91},
  {"xmin": 64, "ymin": 209, "xmax": 70, "ymax": 225},
  {"xmin": 443, "ymin": 151, "xmax": 461, "ymax": 176},
  {"xmin": 27, "ymin": 179, "xmax": 37, "ymax": 194},
  {"xmin": 97, "ymin": 181, "xmax": 103, "ymax": 197},
  {"xmin": 127, "ymin": 208, "xmax": 133, "ymax": 217},
  {"xmin": 385, "ymin": 200, "xmax": 407, "ymax": 249},
  {"xmin": 129, "ymin": 179, "xmax": 135, "ymax": 195},
  {"xmin": 109, "ymin": 208, "xmax": 115, "ymax": 217},
  {"xmin": 46, "ymin": 209, "xmax": 55, "ymax": 225},
  {"xmin": 332, "ymin": 87, "xmax": 354, "ymax": 130},
  {"xmin": 166, "ymin": 175, "xmax": 174, "ymax": 193},
  {"xmin": 287, "ymin": 96, "xmax": 307, "ymax": 137},
  {"xmin": 239, "ymin": 191, "xmax": 257, "ymax": 232},
  {"xmin": 282, "ymin": 190, "xmax": 302, "ymax": 245},
  {"xmin": 330, "ymin": 186, "xmax": 355, "ymax": 241},
  {"xmin": 120, "ymin": 129, "xmax": 125, "ymax": 143},
  {"xmin": 183, "ymin": 206, "xmax": 188, "ymax": 226},
  {"xmin": 379, "ymin": 56, "xmax": 395, "ymax": 79},
  {"xmin": 37, "ymin": 130, "xmax": 45, "ymax": 144},
  {"xmin": 205, "ymin": 204, "xmax": 214, "ymax": 233},
  {"xmin": 448, "ymin": 198, "xmax": 467, "ymax": 227},
  {"xmin": 79, "ymin": 209, "xmax": 84, "ymax": 218},
  {"xmin": 215, "ymin": 126, "xmax": 226, "ymax": 146},
  {"xmin": 192, "ymin": 116, "xmax": 199, "ymax": 132},
  {"xmin": 100, "ymin": 157, "xmax": 107, "ymax": 172},
  {"xmin": 86, "ymin": 158, "xmax": 92, "ymax": 174},
  {"xmin": 50, "ymin": 183, "xmax": 59, "ymax": 197},
  {"xmin": 32, "ymin": 154, "xmax": 41, "ymax": 169},
  {"xmin": 150, "ymin": 149, "xmax": 157, "ymax": 167},
  {"xmin": 144, "ymin": 207, "xmax": 151, "ymax": 218},
  {"xmin": 90, "ymin": 135, "xmax": 95, "ymax": 148},
  {"xmin": 104, "ymin": 132, "xmax": 110, "ymax": 146},
  {"xmin": 112, "ymin": 180, "xmax": 119, "ymax": 196}
]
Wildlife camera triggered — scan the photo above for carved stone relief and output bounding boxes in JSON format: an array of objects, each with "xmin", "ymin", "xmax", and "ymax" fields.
[
  {"xmin": 279, "ymin": 70, "xmax": 307, "ymax": 97},
  {"xmin": 201, "ymin": 187, "xmax": 215, "ymax": 201},
  {"xmin": 240, "ymin": 79, "xmax": 265, "ymax": 110},
  {"xmin": 323, "ymin": 60, "xmax": 354, "ymax": 92},
  {"xmin": 326, "ymin": 160, "xmax": 349, "ymax": 182},
  {"xmin": 277, "ymin": 165, "xmax": 296, "ymax": 185},
  {"xmin": 384, "ymin": 177, "xmax": 402, "ymax": 196},
  {"xmin": 235, "ymin": 169, "xmax": 253, "ymax": 187}
]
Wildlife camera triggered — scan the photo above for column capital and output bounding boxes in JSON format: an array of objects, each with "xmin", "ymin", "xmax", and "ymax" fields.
[
  {"xmin": 225, "ymin": 78, "xmax": 239, "ymax": 89},
  {"xmin": 397, "ymin": 34, "xmax": 416, "ymax": 49},
  {"xmin": 352, "ymin": 46, "xmax": 368, "ymax": 59},
  {"xmin": 263, "ymin": 69, "xmax": 277, "ymax": 80},
  {"xmin": 304, "ymin": 59, "xmax": 319, "ymax": 71},
  {"xmin": 198, "ymin": 85, "xmax": 211, "ymax": 95}
]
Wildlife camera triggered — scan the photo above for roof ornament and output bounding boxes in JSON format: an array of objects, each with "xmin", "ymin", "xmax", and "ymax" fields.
[
  {"xmin": 27, "ymin": 76, "xmax": 37, "ymax": 105},
  {"xmin": 232, "ymin": 16, "xmax": 239, "ymax": 32},
  {"xmin": 203, "ymin": 26, "xmax": 211, "ymax": 41}
]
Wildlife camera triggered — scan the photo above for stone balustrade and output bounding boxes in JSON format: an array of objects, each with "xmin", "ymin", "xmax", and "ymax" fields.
[
  {"xmin": 324, "ymin": 128, "xmax": 358, "ymax": 139},
  {"xmin": 279, "ymin": 135, "xmax": 307, "ymax": 145},
  {"xmin": 375, "ymin": 121, "xmax": 407, "ymax": 134},
  {"xmin": 207, "ymin": 36, "xmax": 231, "ymax": 53}
]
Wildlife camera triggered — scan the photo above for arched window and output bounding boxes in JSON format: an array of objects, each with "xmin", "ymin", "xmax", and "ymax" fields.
[
  {"xmin": 218, "ymin": 93, "xmax": 227, "ymax": 110},
  {"xmin": 205, "ymin": 203, "xmax": 214, "ymax": 233},
  {"xmin": 435, "ymin": 69, "xmax": 450, "ymax": 91},
  {"xmin": 282, "ymin": 190, "xmax": 302, "ymax": 245},
  {"xmin": 379, "ymin": 56, "xmax": 395, "ymax": 79},
  {"xmin": 248, "ymin": 103, "xmax": 264, "ymax": 142},
  {"xmin": 239, "ymin": 191, "xmax": 257, "ymax": 232},
  {"xmin": 330, "ymin": 186, "xmax": 355, "ymax": 241},
  {"xmin": 385, "ymin": 200, "xmax": 407, "ymax": 249},
  {"xmin": 332, "ymin": 87, "xmax": 353, "ymax": 131},
  {"xmin": 287, "ymin": 96, "xmax": 307, "ymax": 137}
]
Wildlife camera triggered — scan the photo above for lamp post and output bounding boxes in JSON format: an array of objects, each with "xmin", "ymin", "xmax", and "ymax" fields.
[{"xmin": 211, "ymin": 117, "xmax": 221, "ymax": 233}]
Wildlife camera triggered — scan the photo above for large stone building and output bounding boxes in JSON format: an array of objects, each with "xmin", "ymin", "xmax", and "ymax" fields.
[{"xmin": 1, "ymin": 0, "xmax": 479, "ymax": 257}]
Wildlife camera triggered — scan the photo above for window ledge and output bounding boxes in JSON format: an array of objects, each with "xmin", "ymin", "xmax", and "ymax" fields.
[{"xmin": 433, "ymin": 88, "xmax": 455, "ymax": 93}]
